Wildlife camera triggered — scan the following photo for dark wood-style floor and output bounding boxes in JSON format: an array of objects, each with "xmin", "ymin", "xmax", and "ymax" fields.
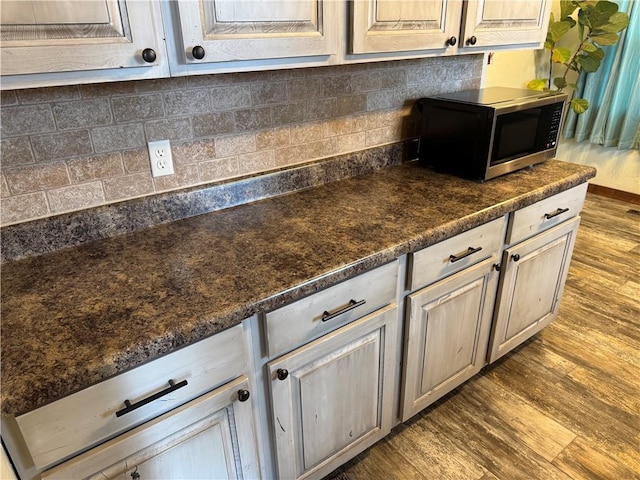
[{"xmin": 325, "ymin": 193, "xmax": 640, "ymax": 480}]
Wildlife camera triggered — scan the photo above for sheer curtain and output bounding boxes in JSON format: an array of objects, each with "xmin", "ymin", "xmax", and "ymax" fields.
[{"xmin": 563, "ymin": 0, "xmax": 639, "ymax": 150}]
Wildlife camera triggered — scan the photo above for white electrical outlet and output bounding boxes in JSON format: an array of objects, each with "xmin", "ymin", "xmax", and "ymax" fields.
[{"xmin": 148, "ymin": 140, "xmax": 175, "ymax": 177}]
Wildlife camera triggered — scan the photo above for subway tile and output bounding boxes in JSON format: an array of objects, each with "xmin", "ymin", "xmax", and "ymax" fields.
[
  {"xmin": 1, "ymin": 105, "xmax": 55, "ymax": 138},
  {"xmin": 215, "ymin": 133, "xmax": 256, "ymax": 157},
  {"xmin": 324, "ymin": 115, "xmax": 367, "ymax": 137},
  {"xmin": 272, "ymin": 102, "xmax": 306, "ymax": 126},
  {"xmin": 112, "ymin": 94, "xmax": 164, "ymax": 123},
  {"xmin": 288, "ymin": 77, "xmax": 325, "ymax": 101},
  {"xmin": 135, "ymin": 77, "xmax": 188, "ymax": 93},
  {"xmin": 1, "ymin": 175, "xmax": 10, "ymax": 197},
  {"xmin": 251, "ymin": 82, "xmax": 288, "ymax": 106},
  {"xmin": 4, "ymin": 162, "xmax": 70, "ymax": 194},
  {"xmin": 53, "ymin": 98, "xmax": 112, "ymax": 130},
  {"xmin": 0, "ymin": 191, "xmax": 49, "ymax": 226},
  {"xmin": 228, "ymin": 71, "xmax": 273, "ymax": 84},
  {"xmin": 47, "ymin": 182, "xmax": 105, "ymax": 214},
  {"xmin": 67, "ymin": 153, "xmax": 124, "ymax": 183},
  {"xmin": 238, "ymin": 150, "xmax": 276, "ymax": 175},
  {"xmin": 256, "ymin": 127, "xmax": 290, "ymax": 150},
  {"xmin": 102, "ymin": 172, "xmax": 154, "ymax": 202},
  {"xmin": 380, "ymin": 69, "xmax": 407, "ymax": 89},
  {"xmin": 192, "ymin": 112, "xmax": 236, "ymax": 138},
  {"xmin": 1, "ymin": 90, "xmax": 18, "ymax": 106},
  {"xmin": 1, "ymin": 137, "xmax": 35, "ymax": 167},
  {"xmin": 323, "ymin": 75, "xmax": 356, "ymax": 96},
  {"xmin": 92, "ymin": 124, "xmax": 146, "ymax": 153},
  {"xmin": 80, "ymin": 82, "xmax": 137, "ymax": 98},
  {"xmin": 199, "ymin": 157, "xmax": 239, "ymax": 182},
  {"xmin": 303, "ymin": 98, "xmax": 337, "ymax": 122},
  {"xmin": 290, "ymin": 122, "xmax": 324, "ymax": 144},
  {"xmin": 145, "ymin": 117, "xmax": 192, "ymax": 142},
  {"xmin": 186, "ymin": 73, "xmax": 233, "ymax": 89},
  {"xmin": 275, "ymin": 137, "xmax": 338, "ymax": 166},
  {"xmin": 154, "ymin": 164, "xmax": 199, "ymax": 192},
  {"xmin": 352, "ymin": 72, "xmax": 381, "ymax": 92},
  {"xmin": 365, "ymin": 108, "xmax": 410, "ymax": 130},
  {"xmin": 17, "ymin": 86, "xmax": 80, "ymax": 104},
  {"xmin": 31, "ymin": 130, "xmax": 93, "ymax": 162},
  {"xmin": 337, "ymin": 95, "xmax": 367, "ymax": 116},
  {"xmin": 366, "ymin": 89, "xmax": 410, "ymax": 111},
  {"xmin": 164, "ymin": 89, "xmax": 211, "ymax": 116},
  {"xmin": 365, "ymin": 125, "xmax": 404, "ymax": 147},
  {"xmin": 123, "ymin": 149, "xmax": 151, "ymax": 173},
  {"xmin": 172, "ymin": 139, "xmax": 216, "ymax": 166},
  {"xmin": 210, "ymin": 85, "xmax": 252, "ymax": 111},
  {"xmin": 235, "ymin": 107, "xmax": 273, "ymax": 132},
  {"xmin": 335, "ymin": 132, "xmax": 366, "ymax": 154}
]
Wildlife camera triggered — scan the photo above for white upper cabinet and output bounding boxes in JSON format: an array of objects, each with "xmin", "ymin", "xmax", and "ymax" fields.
[
  {"xmin": 0, "ymin": 0, "xmax": 169, "ymax": 88},
  {"xmin": 350, "ymin": 0, "xmax": 551, "ymax": 56},
  {"xmin": 350, "ymin": 0, "xmax": 463, "ymax": 54},
  {"xmin": 460, "ymin": 0, "xmax": 552, "ymax": 49},
  {"xmin": 171, "ymin": 0, "xmax": 338, "ymax": 71}
]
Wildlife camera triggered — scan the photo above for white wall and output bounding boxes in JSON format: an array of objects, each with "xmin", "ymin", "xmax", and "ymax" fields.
[{"xmin": 482, "ymin": 29, "xmax": 639, "ymax": 196}]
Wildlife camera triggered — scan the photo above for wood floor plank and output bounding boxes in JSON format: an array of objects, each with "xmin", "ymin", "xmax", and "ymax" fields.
[
  {"xmin": 484, "ymin": 353, "xmax": 640, "ymax": 471},
  {"xmin": 552, "ymin": 436, "xmax": 640, "ymax": 480},
  {"xmin": 324, "ymin": 193, "xmax": 640, "ymax": 480},
  {"xmin": 461, "ymin": 374, "xmax": 577, "ymax": 462},
  {"xmin": 422, "ymin": 391, "xmax": 574, "ymax": 480},
  {"xmin": 383, "ymin": 416, "xmax": 487, "ymax": 480}
]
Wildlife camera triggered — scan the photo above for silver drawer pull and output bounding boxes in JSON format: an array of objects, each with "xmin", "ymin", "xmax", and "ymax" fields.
[
  {"xmin": 544, "ymin": 207, "xmax": 569, "ymax": 219},
  {"xmin": 321, "ymin": 299, "xmax": 366, "ymax": 322},
  {"xmin": 115, "ymin": 379, "xmax": 188, "ymax": 418},
  {"xmin": 449, "ymin": 246, "xmax": 482, "ymax": 263}
]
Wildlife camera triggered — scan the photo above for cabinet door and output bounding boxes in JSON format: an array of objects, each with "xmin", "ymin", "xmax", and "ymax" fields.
[
  {"xmin": 460, "ymin": 0, "xmax": 552, "ymax": 49},
  {"xmin": 402, "ymin": 256, "xmax": 499, "ymax": 421},
  {"xmin": 488, "ymin": 216, "xmax": 580, "ymax": 363},
  {"xmin": 0, "ymin": 0, "xmax": 166, "ymax": 78},
  {"xmin": 351, "ymin": 0, "xmax": 463, "ymax": 54},
  {"xmin": 175, "ymin": 0, "xmax": 338, "ymax": 64},
  {"xmin": 268, "ymin": 305, "xmax": 397, "ymax": 480},
  {"xmin": 41, "ymin": 376, "xmax": 261, "ymax": 480}
]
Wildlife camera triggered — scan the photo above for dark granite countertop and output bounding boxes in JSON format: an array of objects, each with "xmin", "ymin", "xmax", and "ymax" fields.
[{"xmin": 0, "ymin": 159, "xmax": 595, "ymax": 417}]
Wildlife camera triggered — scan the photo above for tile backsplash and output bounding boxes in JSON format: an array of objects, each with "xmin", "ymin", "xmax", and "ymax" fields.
[{"xmin": 0, "ymin": 55, "xmax": 482, "ymax": 226}]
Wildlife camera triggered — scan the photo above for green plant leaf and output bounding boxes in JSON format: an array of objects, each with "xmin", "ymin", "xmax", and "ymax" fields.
[
  {"xmin": 588, "ymin": 47, "xmax": 605, "ymax": 60},
  {"xmin": 560, "ymin": 0, "xmax": 579, "ymax": 19},
  {"xmin": 584, "ymin": 1, "xmax": 618, "ymax": 28},
  {"xmin": 582, "ymin": 42, "xmax": 598, "ymax": 52},
  {"xmin": 545, "ymin": 40, "xmax": 555, "ymax": 50},
  {"xmin": 571, "ymin": 98, "xmax": 589, "ymax": 114},
  {"xmin": 552, "ymin": 47, "xmax": 572, "ymax": 63},
  {"xmin": 567, "ymin": 83, "xmax": 578, "ymax": 90},
  {"xmin": 598, "ymin": 12, "xmax": 630, "ymax": 32},
  {"xmin": 527, "ymin": 79, "xmax": 548, "ymax": 91},
  {"xmin": 591, "ymin": 33, "xmax": 620, "ymax": 45},
  {"xmin": 595, "ymin": 1, "xmax": 619, "ymax": 16},
  {"xmin": 554, "ymin": 77, "xmax": 568, "ymax": 90},
  {"xmin": 576, "ymin": 55, "xmax": 601, "ymax": 72},
  {"xmin": 548, "ymin": 20, "xmax": 573, "ymax": 41}
]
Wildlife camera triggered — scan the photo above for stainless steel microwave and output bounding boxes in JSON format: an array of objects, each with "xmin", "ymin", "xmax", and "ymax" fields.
[{"xmin": 417, "ymin": 87, "xmax": 567, "ymax": 181}]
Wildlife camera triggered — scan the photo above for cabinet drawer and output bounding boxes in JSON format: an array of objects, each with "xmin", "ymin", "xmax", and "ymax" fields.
[
  {"xmin": 264, "ymin": 261, "xmax": 398, "ymax": 358},
  {"xmin": 408, "ymin": 216, "xmax": 506, "ymax": 291},
  {"xmin": 16, "ymin": 324, "xmax": 246, "ymax": 471},
  {"xmin": 507, "ymin": 183, "xmax": 587, "ymax": 245}
]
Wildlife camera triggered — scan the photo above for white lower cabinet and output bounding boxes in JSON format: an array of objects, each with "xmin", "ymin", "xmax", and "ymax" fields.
[
  {"xmin": 41, "ymin": 376, "xmax": 261, "ymax": 480},
  {"xmin": 402, "ymin": 257, "xmax": 499, "ymax": 421},
  {"xmin": 267, "ymin": 304, "xmax": 398, "ymax": 480},
  {"xmin": 488, "ymin": 216, "xmax": 581, "ymax": 362}
]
